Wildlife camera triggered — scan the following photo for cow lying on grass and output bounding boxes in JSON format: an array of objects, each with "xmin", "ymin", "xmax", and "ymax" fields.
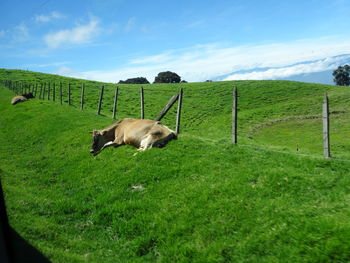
[
  {"xmin": 11, "ymin": 92, "xmax": 35, "ymax": 105},
  {"xmin": 90, "ymin": 118, "xmax": 177, "ymax": 156}
]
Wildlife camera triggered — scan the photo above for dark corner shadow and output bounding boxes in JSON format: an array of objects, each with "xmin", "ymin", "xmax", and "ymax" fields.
[
  {"xmin": 8, "ymin": 226, "xmax": 51, "ymax": 263},
  {"xmin": 1, "ymin": 179, "xmax": 51, "ymax": 263}
]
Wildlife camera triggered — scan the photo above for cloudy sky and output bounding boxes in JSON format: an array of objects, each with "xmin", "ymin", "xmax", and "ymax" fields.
[{"xmin": 1, "ymin": 0, "xmax": 350, "ymax": 83}]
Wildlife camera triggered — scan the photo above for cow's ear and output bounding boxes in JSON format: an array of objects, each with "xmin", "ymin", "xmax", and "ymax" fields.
[{"xmin": 101, "ymin": 130, "xmax": 107, "ymax": 135}]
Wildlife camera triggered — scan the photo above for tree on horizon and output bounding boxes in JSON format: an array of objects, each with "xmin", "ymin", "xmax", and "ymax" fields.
[
  {"xmin": 154, "ymin": 71, "xmax": 181, "ymax": 83},
  {"xmin": 333, "ymin": 65, "xmax": 350, "ymax": 86},
  {"xmin": 118, "ymin": 77, "xmax": 150, "ymax": 84}
]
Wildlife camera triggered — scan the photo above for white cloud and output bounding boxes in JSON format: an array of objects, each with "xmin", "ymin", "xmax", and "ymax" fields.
[
  {"xmin": 223, "ymin": 56, "xmax": 349, "ymax": 80},
  {"xmin": 24, "ymin": 61, "xmax": 71, "ymax": 68},
  {"xmin": 35, "ymin": 11, "xmax": 65, "ymax": 23},
  {"xmin": 55, "ymin": 66, "xmax": 86, "ymax": 78},
  {"xmin": 44, "ymin": 18, "xmax": 100, "ymax": 49},
  {"xmin": 0, "ymin": 30, "xmax": 5, "ymax": 38},
  {"xmin": 53, "ymin": 36, "xmax": 350, "ymax": 82},
  {"xmin": 129, "ymin": 52, "xmax": 173, "ymax": 65},
  {"xmin": 125, "ymin": 17, "xmax": 136, "ymax": 32},
  {"xmin": 12, "ymin": 23, "xmax": 29, "ymax": 42}
]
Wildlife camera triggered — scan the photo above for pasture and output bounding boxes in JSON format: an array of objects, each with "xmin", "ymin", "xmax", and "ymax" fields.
[{"xmin": 1, "ymin": 69, "xmax": 350, "ymax": 262}]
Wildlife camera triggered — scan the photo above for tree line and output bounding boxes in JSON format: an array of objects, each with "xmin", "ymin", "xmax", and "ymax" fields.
[
  {"xmin": 118, "ymin": 71, "xmax": 187, "ymax": 84},
  {"xmin": 118, "ymin": 65, "xmax": 350, "ymax": 86}
]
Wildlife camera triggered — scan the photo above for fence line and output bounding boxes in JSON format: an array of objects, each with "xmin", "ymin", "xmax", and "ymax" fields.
[{"xmin": 0, "ymin": 79, "xmax": 338, "ymax": 159}]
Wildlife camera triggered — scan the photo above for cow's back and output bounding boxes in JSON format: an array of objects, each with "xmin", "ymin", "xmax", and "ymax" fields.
[
  {"xmin": 11, "ymin": 95, "xmax": 27, "ymax": 105},
  {"xmin": 117, "ymin": 119, "xmax": 156, "ymax": 147},
  {"xmin": 116, "ymin": 118, "xmax": 174, "ymax": 147}
]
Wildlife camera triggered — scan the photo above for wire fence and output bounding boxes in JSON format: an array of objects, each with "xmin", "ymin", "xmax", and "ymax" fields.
[{"xmin": 2, "ymin": 79, "xmax": 347, "ymax": 160}]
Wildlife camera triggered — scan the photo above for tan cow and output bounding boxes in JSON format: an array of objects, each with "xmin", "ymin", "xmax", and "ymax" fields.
[
  {"xmin": 11, "ymin": 92, "xmax": 35, "ymax": 105},
  {"xmin": 90, "ymin": 118, "xmax": 176, "ymax": 156}
]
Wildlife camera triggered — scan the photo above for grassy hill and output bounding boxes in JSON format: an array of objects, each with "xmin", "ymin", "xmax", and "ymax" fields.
[
  {"xmin": 1, "ymin": 69, "xmax": 350, "ymax": 262},
  {"xmin": 2, "ymin": 68, "xmax": 350, "ymax": 159}
]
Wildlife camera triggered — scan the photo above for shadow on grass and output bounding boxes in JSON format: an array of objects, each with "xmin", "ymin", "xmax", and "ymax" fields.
[{"xmin": 1, "ymin": 180, "xmax": 50, "ymax": 263}]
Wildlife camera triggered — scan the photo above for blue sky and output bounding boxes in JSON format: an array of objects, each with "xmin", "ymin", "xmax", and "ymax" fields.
[{"xmin": 1, "ymin": 0, "xmax": 350, "ymax": 83}]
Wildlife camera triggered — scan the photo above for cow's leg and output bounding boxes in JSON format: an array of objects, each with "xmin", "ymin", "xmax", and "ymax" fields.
[
  {"xmin": 139, "ymin": 135, "xmax": 154, "ymax": 151},
  {"xmin": 101, "ymin": 141, "xmax": 119, "ymax": 151}
]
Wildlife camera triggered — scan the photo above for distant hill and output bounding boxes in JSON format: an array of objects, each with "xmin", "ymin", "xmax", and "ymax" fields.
[{"xmin": 279, "ymin": 69, "xmax": 334, "ymax": 85}]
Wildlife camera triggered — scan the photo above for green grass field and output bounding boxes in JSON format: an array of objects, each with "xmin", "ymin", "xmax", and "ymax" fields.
[{"xmin": 1, "ymin": 69, "xmax": 350, "ymax": 262}]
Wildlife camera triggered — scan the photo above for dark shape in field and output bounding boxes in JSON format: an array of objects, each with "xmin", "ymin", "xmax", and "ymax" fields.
[
  {"xmin": 11, "ymin": 92, "xmax": 35, "ymax": 105},
  {"xmin": 90, "ymin": 118, "xmax": 176, "ymax": 156},
  {"xmin": 0, "ymin": 179, "xmax": 50, "ymax": 263}
]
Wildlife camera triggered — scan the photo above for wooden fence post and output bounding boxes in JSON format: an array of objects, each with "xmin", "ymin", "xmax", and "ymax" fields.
[
  {"xmin": 68, "ymin": 83, "xmax": 71, "ymax": 105},
  {"xmin": 59, "ymin": 82, "xmax": 63, "ymax": 105},
  {"xmin": 323, "ymin": 93, "xmax": 331, "ymax": 158},
  {"xmin": 42, "ymin": 83, "xmax": 46, "ymax": 100},
  {"xmin": 34, "ymin": 83, "xmax": 38, "ymax": 97},
  {"xmin": 176, "ymin": 88, "xmax": 183, "ymax": 134},
  {"xmin": 140, "ymin": 87, "xmax": 144, "ymax": 119},
  {"xmin": 39, "ymin": 84, "xmax": 43, "ymax": 99},
  {"xmin": 232, "ymin": 86, "xmax": 238, "ymax": 144},
  {"xmin": 80, "ymin": 84, "xmax": 85, "ymax": 110},
  {"xmin": 47, "ymin": 83, "xmax": 51, "ymax": 100},
  {"xmin": 97, "ymin": 86, "xmax": 104, "ymax": 115},
  {"xmin": 112, "ymin": 87, "xmax": 118, "ymax": 119},
  {"xmin": 53, "ymin": 83, "xmax": 56, "ymax": 102}
]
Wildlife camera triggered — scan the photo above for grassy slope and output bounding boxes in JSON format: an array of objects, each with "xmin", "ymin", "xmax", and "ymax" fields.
[
  {"xmin": 1, "ymin": 69, "xmax": 350, "ymax": 262},
  {"xmin": 1, "ymin": 68, "xmax": 350, "ymax": 159}
]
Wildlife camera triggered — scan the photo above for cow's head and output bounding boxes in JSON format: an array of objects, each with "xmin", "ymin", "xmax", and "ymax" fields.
[
  {"xmin": 89, "ymin": 130, "xmax": 108, "ymax": 156},
  {"xmin": 23, "ymin": 92, "xmax": 34, "ymax": 99}
]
